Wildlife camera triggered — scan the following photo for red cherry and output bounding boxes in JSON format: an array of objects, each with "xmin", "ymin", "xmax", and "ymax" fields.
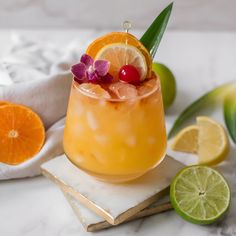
[{"xmin": 119, "ymin": 65, "xmax": 140, "ymax": 83}]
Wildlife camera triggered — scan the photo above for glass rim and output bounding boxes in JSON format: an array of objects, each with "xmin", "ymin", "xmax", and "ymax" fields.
[{"xmin": 73, "ymin": 75, "xmax": 161, "ymax": 103}]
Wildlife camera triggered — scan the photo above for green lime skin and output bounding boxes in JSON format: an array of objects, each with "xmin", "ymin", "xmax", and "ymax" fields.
[
  {"xmin": 170, "ymin": 165, "xmax": 230, "ymax": 225},
  {"xmin": 152, "ymin": 62, "xmax": 176, "ymax": 109}
]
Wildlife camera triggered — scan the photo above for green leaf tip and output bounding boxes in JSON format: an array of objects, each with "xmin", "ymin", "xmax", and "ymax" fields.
[
  {"xmin": 168, "ymin": 81, "xmax": 236, "ymax": 140},
  {"xmin": 167, "ymin": 91, "xmax": 215, "ymax": 139},
  {"xmin": 224, "ymin": 93, "xmax": 236, "ymax": 143},
  {"xmin": 140, "ymin": 2, "xmax": 173, "ymax": 58}
]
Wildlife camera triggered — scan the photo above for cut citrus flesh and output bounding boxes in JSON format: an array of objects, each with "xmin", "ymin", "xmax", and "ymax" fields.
[
  {"xmin": 95, "ymin": 43, "xmax": 147, "ymax": 81},
  {"xmin": 170, "ymin": 165, "xmax": 230, "ymax": 225},
  {"xmin": 86, "ymin": 32, "xmax": 152, "ymax": 79},
  {"xmin": 171, "ymin": 125, "xmax": 199, "ymax": 154},
  {"xmin": 0, "ymin": 104, "xmax": 45, "ymax": 165},
  {"xmin": 197, "ymin": 116, "xmax": 229, "ymax": 166}
]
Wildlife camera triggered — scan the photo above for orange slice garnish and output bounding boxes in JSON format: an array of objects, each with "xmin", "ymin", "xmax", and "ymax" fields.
[
  {"xmin": 86, "ymin": 32, "xmax": 152, "ymax": 79},
  {"xmin": 96, "ymin": 43, "xmax": 148, "ymax": 81},
  {"xmin": 0, "ymin": 104, "xmax": 45, "ymax": 165}
]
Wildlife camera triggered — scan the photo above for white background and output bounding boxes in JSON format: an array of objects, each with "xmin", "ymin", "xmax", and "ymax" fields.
[{"xmin": 0, "ymin": 0, "xmax": 236, "ymax": 30}]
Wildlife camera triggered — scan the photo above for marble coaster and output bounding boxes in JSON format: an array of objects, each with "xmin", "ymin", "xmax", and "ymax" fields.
[
  {"xmin": 62, "ymin": 190, "xmax": 172, "ymax": 232},
  {"xmin": 41, "ymin": 154, "xmax": 184, "ymax": 225}
]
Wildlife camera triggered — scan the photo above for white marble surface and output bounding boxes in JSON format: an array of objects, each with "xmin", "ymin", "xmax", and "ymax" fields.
[{"xmin": 1, "ymin": 30, "xmax": 236, "ymax": 235}]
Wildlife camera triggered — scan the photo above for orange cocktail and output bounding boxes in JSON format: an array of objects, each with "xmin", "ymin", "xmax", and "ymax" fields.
[
  {"xmin": 63, "ymin": 31, "xmax": 167, "ymax": 182},
  {"xmin": 64, "ymin": 75, "xmax": 166, "ymax": 183}
]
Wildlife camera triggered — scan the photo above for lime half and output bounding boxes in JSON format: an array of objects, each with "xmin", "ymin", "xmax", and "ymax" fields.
[{"xmin": 170, "ymin": 166, "xmax": 230, "ymax": 225}]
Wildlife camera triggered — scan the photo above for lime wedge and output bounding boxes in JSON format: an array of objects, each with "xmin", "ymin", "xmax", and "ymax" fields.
[{"xmin": 170, "ymin": 166, "xmax": 230, "ymax": 225}]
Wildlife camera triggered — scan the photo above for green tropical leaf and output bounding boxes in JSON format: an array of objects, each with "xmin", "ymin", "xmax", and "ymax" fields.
[
  {"xmin": 224, "ymin": 93, "xmax": 236, "ymax": 143},
  {"xmin": 168, "ymin": 82, "xmax": 236, "ymax": 139},
  {"xmin": 140, "ymin": 2, "xmax": 173, "ymax": 58}
]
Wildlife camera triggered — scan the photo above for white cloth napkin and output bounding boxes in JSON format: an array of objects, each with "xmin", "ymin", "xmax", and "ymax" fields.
[{"xmin": 0, "ymin": 34, "xmax": 84, "ymax": 180}]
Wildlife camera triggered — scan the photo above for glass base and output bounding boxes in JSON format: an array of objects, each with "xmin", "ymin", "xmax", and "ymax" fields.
[
  {"xmin": 80, "ymin": 169, "xmax": 147, "ymax": 183},
  {"xmin": 66, "ymin": 153, "xmax": 166, "ymax": 183}
]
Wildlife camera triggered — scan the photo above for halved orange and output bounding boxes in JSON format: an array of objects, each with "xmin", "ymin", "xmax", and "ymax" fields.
[
  {"xmin": 86, "ymin": 32, "xmax": 152, "ymax": 79},
  {"xmin": 0, "ymin": 104, "xmax": 45, "ymax": 165},
  {"xmin": 0, "ymin": 101, "xmax": 11, "ymax": 107}
]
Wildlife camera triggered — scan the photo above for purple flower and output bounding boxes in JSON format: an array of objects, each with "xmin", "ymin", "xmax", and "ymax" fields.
[{"xmin": 71, "ymin": 54, "xmax": 113, "ymax": 84}]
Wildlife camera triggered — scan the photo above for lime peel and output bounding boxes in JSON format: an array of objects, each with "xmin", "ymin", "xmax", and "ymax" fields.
[{"xmin": 152, "ymin": 62, "xmax": 176, "ymax": 109}]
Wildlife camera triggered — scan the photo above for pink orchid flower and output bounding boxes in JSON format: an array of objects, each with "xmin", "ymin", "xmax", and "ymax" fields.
[{"xmin": 71, "ymin": 54, "xmax": 113, "ymax": 83}]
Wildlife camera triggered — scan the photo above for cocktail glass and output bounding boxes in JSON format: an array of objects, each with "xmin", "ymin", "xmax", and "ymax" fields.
[{"xmin": 63, "ymin": 74, "xmax": 167, "ymax": 183}]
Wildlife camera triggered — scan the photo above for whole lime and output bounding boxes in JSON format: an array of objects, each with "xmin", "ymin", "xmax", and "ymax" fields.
[{"xmin": 152, "ymin": 62, "xmax": 176, "ymax": 109}]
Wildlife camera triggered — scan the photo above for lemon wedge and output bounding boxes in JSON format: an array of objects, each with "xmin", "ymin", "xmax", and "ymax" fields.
[
  {"xmin": 171, "ymin": 116, "xmax": 229, "ymax": 165},
  {"xmin": 197, "ymin": 116, "xmax": 229, "ymax": 165},
  {"xmin": 171, "ymin": 125, "xmax": 198, "ymax": 153}
]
